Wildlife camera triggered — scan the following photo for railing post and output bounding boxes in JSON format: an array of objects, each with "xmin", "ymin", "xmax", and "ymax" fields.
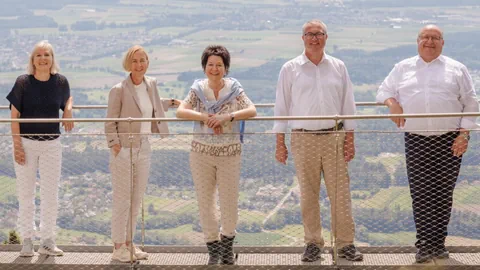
[
  {"xmin": 140, "ymin": 125, "xmax": 146, "ymax": 251},
  {"xmin": 141, "ymin": 191, "xmax": 145, "ymax": 250},
  {"xmin": 332, "ymin": 117, "xmax": 339, "ymax": 266},
  {"xmin": 127, "ymin": 118, "xmax": 135, "ymax": 266},
  {"xmin": 140, "ymin": 122, "xmax": 146, "ymax": 251}
]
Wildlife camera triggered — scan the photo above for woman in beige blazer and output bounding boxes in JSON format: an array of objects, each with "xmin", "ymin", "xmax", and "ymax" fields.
[{"xmin": 105, "ymin": 45, "xmax": 179, "ymax": 262}]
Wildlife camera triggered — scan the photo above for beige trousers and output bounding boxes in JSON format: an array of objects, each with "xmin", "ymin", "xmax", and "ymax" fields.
[
  {"xmin": 190, "ymin": 151, "xmax": 241, "ymax": 243},
  {"xmin": 110, "ymin": 139, "xmax": 151, "ymax": 243},
  {"xmin": 291, "ymin": 132, "xmax": 355, "ymax": 248}
]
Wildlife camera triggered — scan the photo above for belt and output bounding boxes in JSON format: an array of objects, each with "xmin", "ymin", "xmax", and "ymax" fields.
[{"xmin": 293, "ymin": 122, "xmax": 344, "ymax": 134}]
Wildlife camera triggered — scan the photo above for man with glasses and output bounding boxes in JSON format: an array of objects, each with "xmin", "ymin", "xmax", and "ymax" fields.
[
  {"xmin": 376, "ymin": 25, "xmax": 478, "ymax": 263},
  {"xmin": 274, "ymin": 19, "xmax": 362, "ymax": 262}
]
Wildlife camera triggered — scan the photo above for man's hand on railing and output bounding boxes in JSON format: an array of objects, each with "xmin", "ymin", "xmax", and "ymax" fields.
[
  {"xmin": 344, "ymin": 132, "xmax": 355, "ymax": 162},
  {"xmin": 385, "ymin": 98, "xmax": 405, "ymax": 128},
  {"xmin": 275, "ymin": 142, "xmax": 288, "ymax": 165},
  {"xmin": 111, "ymin": 144, "xmax": 121, "ymax": 157},
  {"xmin": 452, "ymin": 132, "xmax": 469, "ymax": 157},
  {"xmin": 14, "ymin": 144, "xmax": 25, "ymax": 165},
  {"xmin": 388, "ymin": 103, "xmax": 405, "ymax": 128}
]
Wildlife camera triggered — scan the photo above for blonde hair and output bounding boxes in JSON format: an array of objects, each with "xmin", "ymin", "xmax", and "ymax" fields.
[
  {"xmin": 302, "ymin": 19, "xmax": 328, "ymax": 34},
  {"xmin": 122, "ymin": 45, "xmax": 149, "ymax": 72},
  {"xmin": 27, "ymin": 40, "xmax": 59, "ymax": 75}
]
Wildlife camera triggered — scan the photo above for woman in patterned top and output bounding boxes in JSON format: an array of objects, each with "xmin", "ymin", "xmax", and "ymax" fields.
[
  {"xmin": 176, "ymin": 45, "xmax": 256, "ymax": 265},
  {"xmin": 6, "ymin": 40, "xmax": 73, "ymax": 257}
]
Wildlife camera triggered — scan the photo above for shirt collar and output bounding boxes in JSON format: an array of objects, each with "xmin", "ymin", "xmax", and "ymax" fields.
[
  {"xmin": 300, "ymin": 51, "xmax": 329, "ymax": 66},
  {"xmin": 416, "ymin": 54, "xmax": 445, "ymax": 66}
]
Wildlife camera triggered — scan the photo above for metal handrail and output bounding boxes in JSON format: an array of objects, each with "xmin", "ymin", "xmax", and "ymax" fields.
[
  {"xmin": 0, "ymin": 102, "xmax": 387, "ymax": 110},
  {"xmin": 3, "ymin": 100, "xmax": 480, "ymax": 110},
  {"xmin": 0, "ymin": 111, "xmax": 479, "ymax": 124}
]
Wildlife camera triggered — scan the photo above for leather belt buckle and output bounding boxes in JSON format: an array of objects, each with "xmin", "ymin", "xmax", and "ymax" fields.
[{"xmin": 293, "ymin": 122, "xmax": 343, "ymax": 135}]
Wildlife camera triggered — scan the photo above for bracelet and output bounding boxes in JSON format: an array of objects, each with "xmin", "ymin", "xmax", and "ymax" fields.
[{"xmin": 230, "ymin": 113, "xmax": 235, "ymax": 122}]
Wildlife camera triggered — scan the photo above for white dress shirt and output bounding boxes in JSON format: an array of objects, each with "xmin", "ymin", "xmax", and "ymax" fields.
[
  {"xmin": 273, "ymin": 52, "xmax": 356, "ymax": 133},
  {"xmin": 134, "ymin": 82, "xmax": 153, "ymax": 134},
  {"xmin": 376, "ymin": 55, "xmax": 478, "ymax": 135}
]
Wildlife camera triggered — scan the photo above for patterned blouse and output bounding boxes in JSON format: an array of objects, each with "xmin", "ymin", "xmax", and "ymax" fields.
[{"xmin": 184, "ymin": 78, "xmax": 253, "ymax": 156}]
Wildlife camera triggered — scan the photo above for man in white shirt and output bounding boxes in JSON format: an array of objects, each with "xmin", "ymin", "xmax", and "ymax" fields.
[
  {"xmin": 274, "ymin": 19, "xmax": 362, "ymax": 262},
  {"xmin": 376, "ymin": 25, "xmax": 478, "ymax": 263}
]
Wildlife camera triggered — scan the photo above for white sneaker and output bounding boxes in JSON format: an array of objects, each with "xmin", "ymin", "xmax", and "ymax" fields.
[
  {"xmin": 38, "ymin": 238, "xmax": 63, "ymax": 256},
  {"xmin": 19, "ymin": 238, "xmax": 34, "ymax": 257},
  {"xmin": 131, "ymin": 244, "xmax": 148, "ymax": 260},
  {"xmin": 112, "ymin": 244, "xmax": 137, "ymax": 263}
]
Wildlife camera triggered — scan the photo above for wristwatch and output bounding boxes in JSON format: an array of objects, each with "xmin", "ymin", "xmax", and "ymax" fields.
[{"xmin": 229, "ymin": 113, "xmax": 235, "ymax": 122}]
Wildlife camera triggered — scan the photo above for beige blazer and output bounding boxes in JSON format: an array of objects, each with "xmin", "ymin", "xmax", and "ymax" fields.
[{"xmin": 105, "ymin": 75, "xmax": 170, "ymax": 148}]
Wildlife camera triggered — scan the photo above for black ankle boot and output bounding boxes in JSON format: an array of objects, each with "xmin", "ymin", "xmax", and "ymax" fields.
[
  {"xmin": 220, "ymin": 234, "xmax": 235, "ymax": 265},
  {"xmin": 206, "ymin": 240, "xmax": 220, "ymax": 265}
]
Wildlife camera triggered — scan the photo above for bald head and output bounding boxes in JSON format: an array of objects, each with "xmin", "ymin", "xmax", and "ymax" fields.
[
  {"xmin": 418, "ymin": 24, "xmax": 444, "ymax": 38},
  {"xmin": 417, "ymin": 24, "xmax": 444, "ymax": 63}
]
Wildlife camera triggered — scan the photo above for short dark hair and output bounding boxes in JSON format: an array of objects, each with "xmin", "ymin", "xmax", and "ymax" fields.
[{"xmin": 201, "ymin": 45, "xmax": 230, "ymax": 75}]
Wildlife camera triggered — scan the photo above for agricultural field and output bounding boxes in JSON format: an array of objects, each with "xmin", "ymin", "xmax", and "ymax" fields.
[{"xmin": 0, "ymin": 0, "xmax": 479, "ymax": 249}]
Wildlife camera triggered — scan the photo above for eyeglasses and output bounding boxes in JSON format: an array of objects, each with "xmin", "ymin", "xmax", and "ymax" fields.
[
  {"xmin": 419, "ymin": 35, "xmax": 443, "ymax": 41},
  {"xmin": 304, "ymin": 32, "xmax": 326, "ymax": 40}
]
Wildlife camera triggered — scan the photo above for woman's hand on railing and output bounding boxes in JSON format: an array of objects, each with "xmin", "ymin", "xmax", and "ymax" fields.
[
  {"xmin": 169, "ymin": 99, "xmax": 182, "ymax": 108},
  {"xmin": 62, "ymin": 109, "xmax": 74, "ymax": 132},
  {"xmin": 206, "ymin": 114, "xmax": 229, "ymax": 135},
  {"xmin": 213, "ymin": 126, "xmax": 223, "ymax": 135},
  {"xmin": 206, "ymin": 114, "xmax": 229, "ymax": 129}
]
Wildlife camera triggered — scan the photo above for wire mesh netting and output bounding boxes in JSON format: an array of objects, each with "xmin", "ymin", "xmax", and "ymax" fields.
[{"xmin": 0, "ymin": 121, "xmax": 479, "ymax": 269}]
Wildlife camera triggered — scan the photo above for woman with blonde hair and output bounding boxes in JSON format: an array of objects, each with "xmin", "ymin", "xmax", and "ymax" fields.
[
  {"xmin": 105, "ymin": 45, "xmax": 180, "ymax": 262},
  {"xmin": 6, "ymin": 40, "xmax": 74, "ymax": 257}
]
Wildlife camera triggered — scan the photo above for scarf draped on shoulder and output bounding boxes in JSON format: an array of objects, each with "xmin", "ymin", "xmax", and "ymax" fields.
[{"xmin": 191, "ymin": 78, "xmax": 246, "ymax": 142}]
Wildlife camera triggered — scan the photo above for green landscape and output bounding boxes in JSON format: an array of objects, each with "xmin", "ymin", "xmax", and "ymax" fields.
[{"xmin": 0, "ymin": 0, "xmax": 479, "ymax": 248}]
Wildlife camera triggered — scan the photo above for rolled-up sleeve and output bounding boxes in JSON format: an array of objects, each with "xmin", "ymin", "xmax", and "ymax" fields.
[
  {"xmin": 273, "ymin": 64, "xmax": 292, "ymax": 133},
  {"xmin": 458, "ymin": 65, "xmax": 479, "ymax": 129},
  {"xmin": 376, "ymin": 65, "xmax": 399, "ymax": 104},
  {"xmin": 341, "ymin": 65, "xmax": 356, "ymax": 130}
]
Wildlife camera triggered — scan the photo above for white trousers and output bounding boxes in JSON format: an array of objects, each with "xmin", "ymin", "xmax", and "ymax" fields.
[
  {"xmin": 110, "ymin": 139, "xmax": 151, "ymax": 243},
  {"xmin": 189, "ymin": 151, "xmax": 241, "ymax": 243},
  {"xmin": 14, "ymin": 137, "xmax": 62, "ymax": 241}
]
